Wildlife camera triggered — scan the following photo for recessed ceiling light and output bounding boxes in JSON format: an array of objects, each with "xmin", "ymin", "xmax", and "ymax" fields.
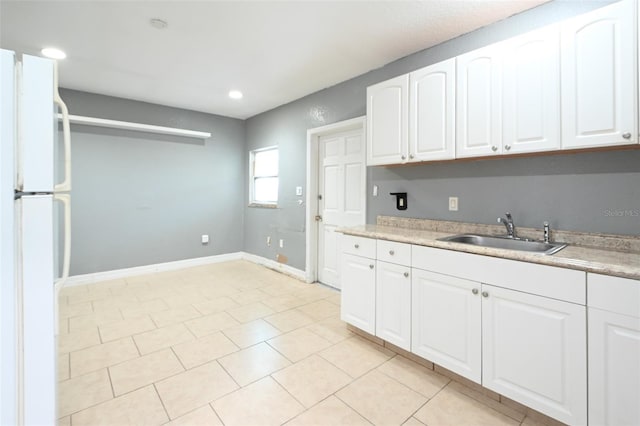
[
  {"xmin": 229, "ymin": 90, "xmax": 243, "ymax": 100},
  {"xmin": 150, "ymin": 18, "xmax": 168, "ymax": 29},
  {"xmin": 41, "ymin": 47, "xmax": 66, "ymax": 60}
]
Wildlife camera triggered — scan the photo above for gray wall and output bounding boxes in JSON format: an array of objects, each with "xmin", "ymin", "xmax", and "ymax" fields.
[
  {"xmin": 60, "ymin": 89, "xmax": 245, "ymax": 275},
  {"xmin": 244, "ymin": 0, "xmax": 639, "ymax": 271}
]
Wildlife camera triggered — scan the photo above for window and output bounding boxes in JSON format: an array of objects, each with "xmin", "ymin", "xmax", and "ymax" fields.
[{"xmin": 250, "ymin": 146, "xmax": 278, "ymax": 206}]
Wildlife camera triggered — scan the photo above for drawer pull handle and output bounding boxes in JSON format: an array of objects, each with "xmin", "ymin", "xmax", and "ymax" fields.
[
  {"xmin": 472, "ymin": 288, "xmax": 479, "ymax": 295},
  {"xmin": 403, "ymin": 272, "xmax": 409, "ymax": 278},
  {"xmin": 389, "ymin": 250, "xmax": 395, "ymax": 255},
  {"xmin": 482, "ymin": 291, "xmax": 489, "ymax": 298},
  {"xmin": 369, "ymin": 264, "xmax": 374, "ymax": 269},
  {"xmin": 354, "ymin": 244, "xmax": 359, "ymax": 249}
]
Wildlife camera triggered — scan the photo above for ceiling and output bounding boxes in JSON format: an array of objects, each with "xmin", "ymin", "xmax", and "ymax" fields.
[{"xmin": 1, "ymin": 0, "xmax": 549, "ymax": 119}]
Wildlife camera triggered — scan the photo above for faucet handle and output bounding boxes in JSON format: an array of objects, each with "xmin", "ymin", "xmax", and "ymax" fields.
[
  {"xmin": 543, "ymin": 221, "xmax": 550, "ymax": 243},
  {"xmin": 505, "ymin": 212, "xmax": 513, "ymax": 221}
]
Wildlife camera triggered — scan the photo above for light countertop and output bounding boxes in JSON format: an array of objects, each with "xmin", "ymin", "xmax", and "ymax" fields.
[{"xmin": 338, "ymin": 224, "xmax": 640, "ymax": 280}]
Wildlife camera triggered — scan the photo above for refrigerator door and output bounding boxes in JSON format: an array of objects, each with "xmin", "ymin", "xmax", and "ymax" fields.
[
  {"xmin": 0, "ymin": 48, "xmax": 18, "ymax": 426},
  {"xmin": 16, "ymin": 195, "xmax": 56, "ymax": 426},
  {"xmin": 18, "ymin": 54, "xmax": 55, "ymax": 193}
]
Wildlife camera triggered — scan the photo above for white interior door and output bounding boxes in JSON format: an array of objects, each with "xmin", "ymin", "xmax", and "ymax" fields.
[{"xmin": 317, "ymin": 128, "xmax": 365, "ymax": 288}]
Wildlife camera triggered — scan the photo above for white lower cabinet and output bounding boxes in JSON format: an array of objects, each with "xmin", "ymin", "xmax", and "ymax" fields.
[
  {"xmin": 588, "ymin": 273, "xmax": 640, "ymax": 426},
  {"xmin": 588, "ymin": 308, "xmax": 640, "ymax": 426},
  {"xmin": 340, "ymin": 252, "xmax": 376, "ymax": 334},
  {"xmin": 375, "ymin": 260, "xmax": 411, "ymax": 350},
  {"xmin": 482, "ymin": 284, "xmax": 587, "ymax": 426},
  {"xmin": 411, "ymin": 269, "xmax": 481, "ymax": 383},
  {"xmin": 341, "ymin": 236, "xmax": 597, "ymax": 425}
]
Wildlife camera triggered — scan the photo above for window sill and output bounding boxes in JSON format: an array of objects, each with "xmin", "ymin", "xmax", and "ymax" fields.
[{"xmin": 248, "ymin": 203, "xmax": 278, "ymax": 209}]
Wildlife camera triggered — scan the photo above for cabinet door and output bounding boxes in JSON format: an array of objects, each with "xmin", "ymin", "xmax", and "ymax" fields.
[
  {"xmin": 375, "ymin": 261, "xmax": 411, "ymax": 350},
  {"xmin": 456, "ymin": 43, "xmax": 502, "ymax": 158},
  {"xmin": 561, "ymin": 0, "xmax": 637, "ymax": 149},
  {"xmin": 340, "ymin": 253, "xmax": 376, "ymax": 334},
  {"xmin": 366, "ymin": 75, "xmax": 409, "ymax": 165},
  {"xmin": 482, "ymin": 285, "xmax": 587, "ymax": 426},
  {"xmin": 503, "ymin": 24, "xmax": 560, "ymax": 154},
  {"xmin": 411, "ymin": 269, "xmax": 481, "ymax": 383},
  {"xmin": 409, "ymin": 59, "xmax": 455, "ymax": 161},
  {"xmin": 588, "ymin": 308, "xmax": 640, "ymax": 426}
]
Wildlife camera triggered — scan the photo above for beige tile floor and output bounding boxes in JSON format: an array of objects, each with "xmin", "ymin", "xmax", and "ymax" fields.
[{"xmin": 57, "ymin": 260, "xmax": 562, "ymax": 426}]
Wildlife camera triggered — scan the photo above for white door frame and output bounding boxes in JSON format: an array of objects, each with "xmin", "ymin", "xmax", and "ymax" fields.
[{"xmin": 305, "ymin": 116, "xmax": 366, "ymax": 283}]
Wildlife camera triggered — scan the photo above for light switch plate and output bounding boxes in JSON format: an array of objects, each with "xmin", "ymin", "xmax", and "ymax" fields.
[
  {"xmin": 449, "ymin": 197, "xmax": 459, "ymax": 211},
  {"xmin": 296, "ymin": 186, "xmax": 303, "ymax": 196}
]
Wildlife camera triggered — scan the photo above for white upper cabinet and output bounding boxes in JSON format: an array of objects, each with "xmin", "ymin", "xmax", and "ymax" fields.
[
  {"xmin": 456, "ymin": 43, "xmax": 503, "ymax": 158},
  {"xmin": 561, "ymin": 0, "xmax": 637, "ymax": 149},
  {"xmin": 366, "ymin": 75, "xmax": 409, "ymax": 165},
  {"xmin": 409, "ymin": 58, "xmax": 456, "ymax": 161},
  {"xmin": 503, "ymin": 24, "xmax": 561, "ymax": 154}
]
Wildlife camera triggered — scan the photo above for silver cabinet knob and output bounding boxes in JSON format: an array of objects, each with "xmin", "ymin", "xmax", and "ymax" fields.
[
  {"xmin": 409, "ymin": 154, "xmax": 415, "ymax": 159},
  {"xmin": 472, "ymin": 288, "xmax": 479, "ymax": 295},
  {"xmin": 622, "ymin": 132, "xmax": 632, "ymax": 140},
  {"xmin": 482, "ymin": 291, "xmax": 489, "ymax": 298},
  {"xmin": 491, "ymin": 146, "xmax": 498, "ymax": 152},
  {"xmin": 369, "ymin": 264, "xmax": 374, "ymax": 269},
  {"xmin": 404, "ymin": 272, "xmax": 409, "ymax": 278},
  {"xmin": 504, "ymin": 145, "xmax": 511, "ymax": 151},
  {"xmin": 389, "ymin": 250, "xmax": 395, "ymax": 256},
  {"xmin": 401, "ymin": 155, "xmax": 406, "ymax": 160},
  {"xmin": 354, "ymin": 244, "xmax": 359, "ymax": 249}
]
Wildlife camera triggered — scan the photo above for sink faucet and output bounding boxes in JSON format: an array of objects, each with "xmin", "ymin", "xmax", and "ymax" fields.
[{"xmin": 497, "ymin": 212, "xmax": 516, "ymax": 238}]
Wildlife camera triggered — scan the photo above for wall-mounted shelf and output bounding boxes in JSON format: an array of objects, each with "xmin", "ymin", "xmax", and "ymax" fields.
[{"xmin": 58, "ymin": 114, "xmax": 212, "ymax": 139}]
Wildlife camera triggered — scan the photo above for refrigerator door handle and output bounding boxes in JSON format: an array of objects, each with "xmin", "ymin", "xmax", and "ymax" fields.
[
  {"xmin": 53, "ymin": 62, "xmax": 71, "ymax": 193},
  {"xmin": 54, "ymin": 193, "xmax": 70, "ymax": 288}
]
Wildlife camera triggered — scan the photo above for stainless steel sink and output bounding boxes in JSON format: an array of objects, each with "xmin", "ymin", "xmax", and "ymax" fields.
[{"xmin": 438, "ymin": 234, "xmax": 567, "ymax": 255}]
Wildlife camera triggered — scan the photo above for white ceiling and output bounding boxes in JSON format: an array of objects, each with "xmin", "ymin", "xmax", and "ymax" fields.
[{"xmin": 1, "ymin": 0, "xmax": 549, "ymax": 119}]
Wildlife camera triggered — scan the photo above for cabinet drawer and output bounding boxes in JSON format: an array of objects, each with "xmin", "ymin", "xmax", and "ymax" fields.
[
  {"xmin": 588, "ymin": 273, "xmax": 640, "ymax": 318},
  {"xmin": 377, "ymin": 240, "xmax": 411, "ymax": 266},
  {"xmin": 342, "ymin": 235, "xmax": 376, "ymax": 259},
  {"xmin": 412, "ymin": 245, "xmax": 585, "ymax": 304}
]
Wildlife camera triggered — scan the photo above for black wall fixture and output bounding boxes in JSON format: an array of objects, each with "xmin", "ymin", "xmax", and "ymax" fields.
[{"xmin": 390, "ymin": 192, "xmax": 408, "ymax": 210}]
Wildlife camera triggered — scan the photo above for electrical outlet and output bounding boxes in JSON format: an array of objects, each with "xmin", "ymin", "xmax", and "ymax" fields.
[
  {"xmin": 201, "ymin": 234, "xmax": 209, "ymax": 244},
  {"xmin": 267, "ymin": 236, "xmax": 271, "ymax": 246},
  {"xmin": 449, "ymin": 197, "xmax": 459, "ymax": 211},
  {"xmin": 279, "ymin": 239, "xmax": 284, "ymax": 248}
]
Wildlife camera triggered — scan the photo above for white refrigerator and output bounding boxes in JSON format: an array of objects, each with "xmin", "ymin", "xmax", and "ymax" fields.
[{"xmin": 0, "ymin": 49, "xmax": 71, "ymax": 425}]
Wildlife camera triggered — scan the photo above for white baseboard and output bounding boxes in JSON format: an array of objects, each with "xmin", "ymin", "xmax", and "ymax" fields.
[
  {"xmin": 64, "ymin": 251, "xmax": 308, "ymax": 287},
  {"xmin": 64, "ymin": 252, "xmax": 244, "ymax": 287},
  {"xmin": 240, "ymin": 252, "xmax": 307, "ymax": 282}
]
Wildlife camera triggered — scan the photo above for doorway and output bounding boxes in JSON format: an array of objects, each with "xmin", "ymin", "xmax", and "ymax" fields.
[{"xmin": 305, "ymin": 117, "xmax": 366, "ymax": 288}]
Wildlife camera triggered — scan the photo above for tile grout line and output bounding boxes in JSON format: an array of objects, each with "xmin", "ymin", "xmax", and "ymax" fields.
[{"xmin": 152, "ymin": 383, "xmax": 172, "ymax": 422}]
